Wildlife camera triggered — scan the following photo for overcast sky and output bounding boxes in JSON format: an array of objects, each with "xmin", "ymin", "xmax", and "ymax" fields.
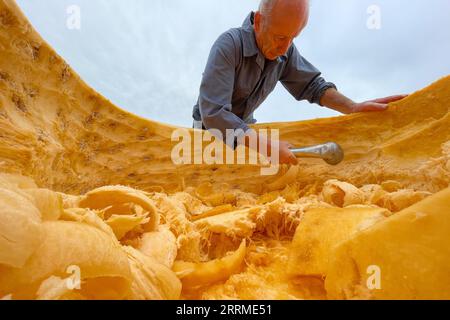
[{"xmin": 16, "ymin": 0, "xmax": 450, "ymax": 127}]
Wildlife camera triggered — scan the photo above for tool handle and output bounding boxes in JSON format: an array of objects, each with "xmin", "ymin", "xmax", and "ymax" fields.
[
  {"xmin": 290, "ymin": 146, "xmax": 323, "ymax": 158},
  {"xmin": 289, "ymin": 142, "xmax": 344, "ymax": 165}
]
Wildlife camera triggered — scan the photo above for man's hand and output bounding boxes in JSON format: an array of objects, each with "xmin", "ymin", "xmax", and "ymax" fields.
[
  {"xmin": 350, "ymin": 95, "xmax": 409, "ymax": 113},
  {"xmin": 255, "ymin": 135, "xmax": 298, "ymax": 165},
  {"xmin": 243, "ymin": 132, "xmax": 298, "ymax": 165},
  {"xmin": 263, "ymin": 138, "xmax": 298, "ymax": 165},
  {"xmin": 277, "ymin": 140, "xmax": 299, "ymax": 165},
  {"xmin": 320, "ymin": 88, "xmax": 409, "ymax": 115}
]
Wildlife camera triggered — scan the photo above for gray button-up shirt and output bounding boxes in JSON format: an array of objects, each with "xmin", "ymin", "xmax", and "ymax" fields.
[{"xmin": 192, "ymin": 12, "xmax": 336, "ymax": 141}]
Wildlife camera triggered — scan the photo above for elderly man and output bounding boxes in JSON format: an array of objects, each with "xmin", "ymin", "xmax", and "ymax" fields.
[{"xmin": 192, "ymin": 0, "xmax": 406, "ymax": 164}]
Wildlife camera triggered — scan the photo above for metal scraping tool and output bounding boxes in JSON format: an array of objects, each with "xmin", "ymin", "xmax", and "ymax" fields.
[{"xmin": 290, "ymin": 142, "xmax": 344, "ymax": 165}]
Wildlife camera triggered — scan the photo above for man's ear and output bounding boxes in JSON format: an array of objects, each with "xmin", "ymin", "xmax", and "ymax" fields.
[{"xmin": 254, "ymin": 11, "xmax": 261, "ymax": 32}]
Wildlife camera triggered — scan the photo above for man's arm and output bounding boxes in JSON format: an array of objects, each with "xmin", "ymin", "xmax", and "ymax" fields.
[
  {"xmin": 280, "ymin": 45, "xmax": 407, "ymax": 114},
  {"xmin": 319, "ymin": 88, "xmax": 408, "ymax": 114},
  {"xmin": 199, "ymin": 31, "xmax": 250, "ymax": 149},
  {"xmin": 280, "ymin": 44, "xmax": 335, "ymax": 105}
]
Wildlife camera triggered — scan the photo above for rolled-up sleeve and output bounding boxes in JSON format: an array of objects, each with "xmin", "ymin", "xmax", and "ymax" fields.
[
  {"xmin": 280, "ymin": 44, "xmax": 337, "ymax": 105},
  {"xmin": 199, "ymin": 32, "xmax": 250, "ymax": 146}
]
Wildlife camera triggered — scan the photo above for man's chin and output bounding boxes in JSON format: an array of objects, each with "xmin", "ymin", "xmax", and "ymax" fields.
[
  {"xmin": 265, "ymin": 51, "xmax": 284, "ymax": 60},
  {"xmin": 265, "ymin": 53, "xmax": 279, "ymax": 61}
]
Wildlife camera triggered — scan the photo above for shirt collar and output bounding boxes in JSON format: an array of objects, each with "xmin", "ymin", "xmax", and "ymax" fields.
[{"xmin": 241, "ymin": 12, "xmax": 288, "ymax": 66}]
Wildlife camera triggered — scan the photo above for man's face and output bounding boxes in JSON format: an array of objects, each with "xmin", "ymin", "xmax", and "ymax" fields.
[{"xmin": 254, "ymin": 4, "xmax": 308, "ymax": 60}]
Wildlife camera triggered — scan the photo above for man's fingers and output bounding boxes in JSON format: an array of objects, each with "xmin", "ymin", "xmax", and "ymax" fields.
[
  {"xmin": 288, "ymin": 148, "xmax": 299, "ymax": 165},
  {"xmin": 355, "ymin": 95, "xmax": 408, "ymax": 113},
  {"xmin": 372, "ymin": 94, "xmax": 408, "ymax": 104},
  {"xmin": 276, "ymin": 145, "xmax": 299, "ymax": 165},
  {"xmin": 361, "ymin": 102, "xmax": 388, "ymax": 112}
]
